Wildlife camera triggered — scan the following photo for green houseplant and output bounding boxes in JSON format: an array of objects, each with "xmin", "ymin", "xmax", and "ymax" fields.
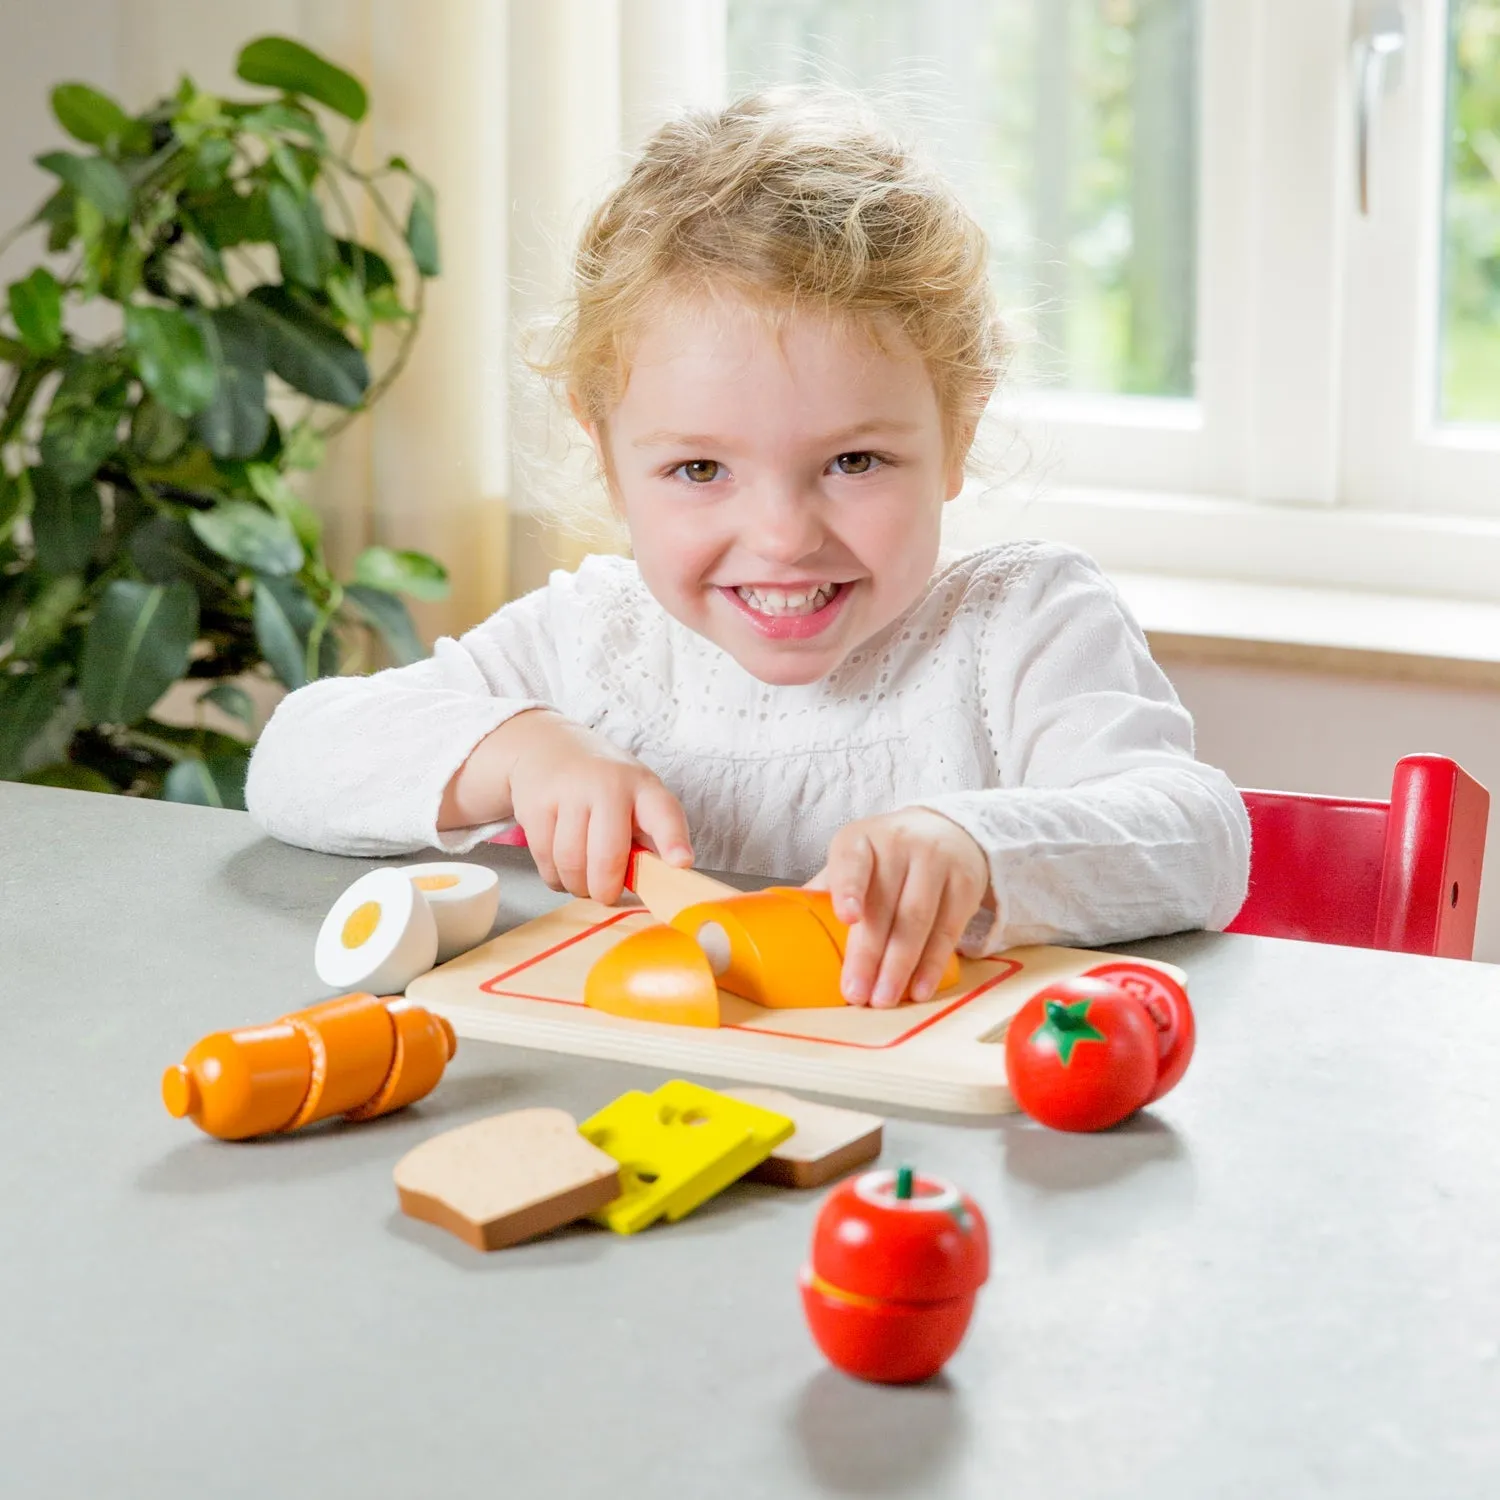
[{"xmin": 0, "ymin": 36, "xmax": 447, "ymax": 808}]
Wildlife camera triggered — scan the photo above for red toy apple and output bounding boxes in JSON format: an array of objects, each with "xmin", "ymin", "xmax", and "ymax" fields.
[{"xmin": 800, "ymin": 1165, "xmax": 990, "ymax": 1384}]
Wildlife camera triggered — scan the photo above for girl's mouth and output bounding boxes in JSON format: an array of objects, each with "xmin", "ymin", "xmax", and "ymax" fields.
[{"xmin": 719, "ymin": 581, "xmax": 853, "ymax": 640}]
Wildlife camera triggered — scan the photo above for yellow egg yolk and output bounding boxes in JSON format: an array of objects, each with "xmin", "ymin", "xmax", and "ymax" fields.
[
  {"xmin": 412, "ymin": 874, "xmax": 462, "ymax": 892},
  {"xmin": 341, "ymin": 901, "xmax": 382, "ymax": 949}
]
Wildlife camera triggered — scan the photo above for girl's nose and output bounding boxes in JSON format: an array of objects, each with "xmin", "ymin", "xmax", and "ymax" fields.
[{"xmin": 741, "ymin": 483, "xmax": 827, "ymax": 565}]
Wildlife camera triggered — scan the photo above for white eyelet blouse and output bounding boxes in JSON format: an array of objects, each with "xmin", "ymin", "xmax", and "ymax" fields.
[{"xmin": 245, "ymin": 541, "xmax": 1251, "ymax": 954}]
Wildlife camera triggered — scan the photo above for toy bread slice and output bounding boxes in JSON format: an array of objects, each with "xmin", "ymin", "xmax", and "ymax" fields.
[
  {"xmin": 724, "ymin": 1087, "xmax": 884, "ymax": 1188},
  {"xmin": 394, "ymin": 1108, "xmax": 621, "ymax": 1251},
  {"xmin": 624, "ymin": 847, "xmax": 739, "ymax": 923}
]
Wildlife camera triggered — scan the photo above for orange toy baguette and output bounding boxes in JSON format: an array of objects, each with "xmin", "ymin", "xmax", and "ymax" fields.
[
  {"xmin": 770, "ymin": 888, "xmax": 962, "ymax": 993},
  {"xmin": 668, "ymin": 890, "xmax": 961, "ymax": 1010},
  {"xmin": 162, "ymin": 993, "xmax": 457, "ymax": 1141}
]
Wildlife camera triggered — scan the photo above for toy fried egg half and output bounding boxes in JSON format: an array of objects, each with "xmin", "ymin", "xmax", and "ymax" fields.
[
  {"xmin": 315, "ymin": 867, "xmax": 440, "ymax": 994},
  {"xmin": 399, "ymin": 861, "xmax": 501, "ymax": 962}
]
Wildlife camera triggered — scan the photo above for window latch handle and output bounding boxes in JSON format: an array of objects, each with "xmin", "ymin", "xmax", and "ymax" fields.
[{"xmin": 1352, "ymin": 0, "xmax": 1408, "ymax": 217}]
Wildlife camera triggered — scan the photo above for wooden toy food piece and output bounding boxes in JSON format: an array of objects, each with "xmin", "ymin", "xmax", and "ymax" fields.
[
  {"xmin": 399, "ymin": 861, "xmax": 502, "ymax": 963},
  {"xmin": 624, "ymin": 847, "xmax": 738, "ymax": 923},
  {"xmin": 671, "ymin": 891, "xmax": 846, "ymax": 1009},
  {"xmin": 579, "ymin": 1080, "xmax": 794, "ymax": 1234},
  {"xmin": 769, "ymin": 888, "xmax": 962, "ymax": 994},
  {"xmin": 723, "ymin": 1087, "xmax": 884, "ymax": 1188},
  {"xmin": 393, "ymin": 1108, "xmax": 622, "ymax": 1251},
  {"xmin": 1003, "ymin": 971, "xmax": 1196, "ymax": 1132},
  {"xmin": 584, "ymin": 925, "xmax": 721, "ymax": 1027},
  {"xmin": 161, "ymin": 993, "xmax": 457, "ymax": 1141},
  {"xmin": 801, "ymin": 1165, "xmax": 990, "ymax": 1384},
  {"xmin": 315, "ymin": 867, "xmax": 440, "ymax": 994}
]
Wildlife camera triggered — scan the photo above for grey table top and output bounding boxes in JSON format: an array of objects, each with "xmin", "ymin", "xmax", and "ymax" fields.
[{"xmin": 2, "ymin": 781, "xmax": 1498, "ymax": 1500}]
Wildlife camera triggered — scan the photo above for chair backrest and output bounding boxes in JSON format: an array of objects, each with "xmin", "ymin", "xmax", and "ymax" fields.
[{"xmin": 1226, "ymin": 754, "xmax": 1490, "ymax": 959}]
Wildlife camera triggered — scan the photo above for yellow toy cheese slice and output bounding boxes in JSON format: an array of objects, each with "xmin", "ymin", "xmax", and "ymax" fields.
[{"xmin": 583, "ymin": 924, "xmax": 720, "ymax": 1028}]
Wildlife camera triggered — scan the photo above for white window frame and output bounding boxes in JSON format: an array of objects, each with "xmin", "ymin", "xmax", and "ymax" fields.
[{"xmin": 667, "ymin": 0, "xmax": 1500, "ymax": 603}]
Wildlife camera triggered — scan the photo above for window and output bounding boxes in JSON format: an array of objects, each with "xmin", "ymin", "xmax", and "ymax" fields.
[{"xmin": 715, "ymin": 0, "xmax": 1500, "ymax": 601}]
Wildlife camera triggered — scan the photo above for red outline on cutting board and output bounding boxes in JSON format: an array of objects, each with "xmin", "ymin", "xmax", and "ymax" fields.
[{"xmin": 477, "ymin": 909, "xmax": 1023, "ymax": 1050}]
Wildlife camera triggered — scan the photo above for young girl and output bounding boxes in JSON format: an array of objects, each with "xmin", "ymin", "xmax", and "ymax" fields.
[{"xmin": 246, "ymin": 89, "xmax": 1250, "ymax": 1011}]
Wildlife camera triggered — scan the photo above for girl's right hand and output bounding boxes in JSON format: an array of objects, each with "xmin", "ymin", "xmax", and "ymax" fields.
[{"xmin": 441, "ymin": 709, "xmax": 693, "ymax": 905}]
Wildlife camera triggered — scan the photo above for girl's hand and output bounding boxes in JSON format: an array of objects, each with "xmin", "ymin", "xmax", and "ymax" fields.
[
  {"xmin": 441, "ymin": 709, "xmax": 693, "ymax": 904},
  {"xmin": 805, "ymin": 808, "xmax": 990, "ymax": 1009}
]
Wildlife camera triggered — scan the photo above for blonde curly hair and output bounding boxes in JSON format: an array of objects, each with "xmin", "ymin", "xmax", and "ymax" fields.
[{"xmin": 533, "ymin": 87, "xmax": 1006, "ymax": 463}]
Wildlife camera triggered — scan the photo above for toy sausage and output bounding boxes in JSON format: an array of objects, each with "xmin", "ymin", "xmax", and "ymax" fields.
[{"xmin": 161, "ymin": 992, "xmax": 457, "ymax": 1141}]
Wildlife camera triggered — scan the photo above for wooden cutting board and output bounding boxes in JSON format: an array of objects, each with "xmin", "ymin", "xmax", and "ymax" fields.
[{"xmin": 406, "ymin": 899, "xmax": 1188, "ymax": 1116}]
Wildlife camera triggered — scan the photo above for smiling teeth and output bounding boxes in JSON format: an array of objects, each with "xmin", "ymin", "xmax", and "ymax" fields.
[{"xmin": 735, "ymin": 584, "xmax": 838, "ymax": 616}]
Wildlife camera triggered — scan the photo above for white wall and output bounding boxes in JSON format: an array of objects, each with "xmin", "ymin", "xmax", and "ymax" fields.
[{"xmin": 1165, "ymin": 660, "xmax": 1500, "ymax": 963}]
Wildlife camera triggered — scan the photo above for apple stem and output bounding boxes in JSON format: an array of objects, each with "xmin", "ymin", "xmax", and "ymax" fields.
[{"xmin": 895, "ymin": 1164, "xmax": 913, "ymax": 1200}]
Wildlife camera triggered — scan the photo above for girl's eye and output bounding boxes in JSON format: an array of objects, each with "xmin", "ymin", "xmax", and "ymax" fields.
[
  {"xmin": 674, "ymin": 459, "xmax": 721, "ymax": 484},
  {"xmin": 832, "ymin": 451, "xmax": 881, "ymax": 475}
]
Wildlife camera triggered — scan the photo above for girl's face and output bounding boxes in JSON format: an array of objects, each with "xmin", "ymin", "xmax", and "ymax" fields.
[{"xmin": 584, "ymin": 292, "xmax": 967, "ymax": 687}]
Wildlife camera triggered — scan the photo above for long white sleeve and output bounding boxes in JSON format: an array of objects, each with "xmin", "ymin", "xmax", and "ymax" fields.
[
  {"xmin": 911, "ymin": 552, "xmax": 1249, "ymax": 953},
  {"xmin": 245, "ymin": 583, "xmax": 559, "ymax": 855}
]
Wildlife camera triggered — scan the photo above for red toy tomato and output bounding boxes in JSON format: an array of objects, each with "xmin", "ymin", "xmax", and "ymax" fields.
[
  {"xmin": 1083, "ymin": 961, "xmax": 1196, "ymax": 1103},
  {"xmin": 801, "ymin": 1166, "xmax": 989, "ymax": 1385},
  {"xmin": 1004, "ymin": 977, "xmax": 1161, "ymax": 1132}
]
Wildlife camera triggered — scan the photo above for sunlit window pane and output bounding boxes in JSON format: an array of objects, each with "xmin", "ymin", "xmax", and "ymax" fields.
[
  {"xmin": 1439, "ymin": 0, "xmax": 1500, "ymax": 425},
  {"xmin": 725, "ymin": 0, "xmax": 1200, "ymax": 398}
]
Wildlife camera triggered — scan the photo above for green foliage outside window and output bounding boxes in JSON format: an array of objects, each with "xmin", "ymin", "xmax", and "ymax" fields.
[
  {"xmin": 0, "ymin": 36, "xmax": 446, "ymax": 807},
  {"xmin": 1442, "ymin": 0, "xmax": 1500, "ymax": 424}
]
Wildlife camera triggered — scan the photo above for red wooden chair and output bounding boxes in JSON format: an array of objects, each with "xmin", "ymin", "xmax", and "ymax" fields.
[{"xmin": 1226, "ymin": 754, "xmax": 1490, "ymax": 958}]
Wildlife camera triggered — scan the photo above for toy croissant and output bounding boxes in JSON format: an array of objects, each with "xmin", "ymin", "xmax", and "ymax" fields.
[{"xmin": 162, "ymin": 992, "xmax": 457, "ymax": 1140}]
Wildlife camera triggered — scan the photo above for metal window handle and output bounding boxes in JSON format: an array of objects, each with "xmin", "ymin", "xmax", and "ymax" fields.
[{"xmin": 1352, "ymin": 0, "xmax": 1408, "ymax": 216}]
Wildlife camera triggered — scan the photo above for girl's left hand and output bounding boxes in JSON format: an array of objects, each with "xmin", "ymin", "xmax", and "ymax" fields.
[{"xmin": 805, "ymin": 808, "xmax": 991, "ymax": 1009}]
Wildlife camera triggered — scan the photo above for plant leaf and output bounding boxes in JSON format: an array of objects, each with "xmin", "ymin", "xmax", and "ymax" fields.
[
  {"xmin": 334, "ymin": 238, "xmax": 395, "ymax": 291},
  {"xmin": 185, "ymin": 135, "xmax": 236, "ymax": 194},
  {"xmin": 29, "ymin": 469, "xmax": 102, "ymax": 573},
  {"xmin": 162, "ymin": 750, "xmax": 250, "ymax": 810},
  {"xmin": 195, "ymin": 187, "xmax": 274, "ymax": 249},
  {"xmin": 20, "ymin": 761, "xmax": 117, "ymax": 795},
  {"xmin": 7, "ymin": 267, "xmax": 64, "ymax": 355},
  {"xmin": 192, "ymin": 305, "xmax": 270, "ymax": 459},
  {"xmin": 236, "ymin": 101, "xmax": 326, "ymax": 144},
  {"xmin": 124, "ymin": 304, "xmax": 218, "ymax": 418},
  {"xmin": 242, "ymin": 285, "xmax": 369, "ymax": 407},
  {"xmin": 35, "ymin": 150, "xmax": 131, "ymax": 225},
  {"xmin": 79, "ymin": 578, "xmax": 198, "ymax": 726},
  {"xmin": 266, "ymin": 179, "xmax": 332, "ymax": 287},
  {"xmin": 0, "ymin": 467, "xmax": 30, "ymax": 536},
  {"xmin": 254, "ymin": 574, "xmax": 322, "ymax": 688},
  {"xmin": 236, "ymin": 37, "xmax": 368, "ymax": 122},
  {"xmin": 127, "ymin": 515, "xmax": 223, "ymax": 593},
  {"xmin": 245, "ymin": 463, "xmax": 322, "ymax": 551},
  {"xmin": 188, "ymin": 499, "xmax": 303, "ymax": 576},
  {"xmin": 405, "ymin": 177, "xmax": 440, "ymax": 277},
  {"xmin": 345, "ymin": 583, "xmax": 426, "ymax": 666},
  {"xmin": 352, "ymin": 545, "xmax": 450, "ymax": 601},
  {"xmin": 51, "ymin": 83, "xmax": 132, "ymax": 147},
  {"xmin": 200, "ymin": 681, "xmax": 255, "ymax": 727},
  {"xmin": 11, "ymin": 573, "xmax": 85, "ymax": 660},
  {"xmin": 129, "ymin": 397, "xmax": 190, "ymax": 465},
  {"xmin": 39, "ymin": 361, "xmax": 125, "ymax": 487},
  {"xmin": 0, "ymin": 665, "xmax": 70, "ymax": 779}
]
